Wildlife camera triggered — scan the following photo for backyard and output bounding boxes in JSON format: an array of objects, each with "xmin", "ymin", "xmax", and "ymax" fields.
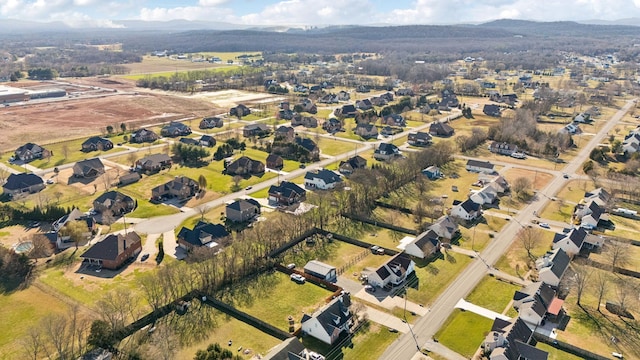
[{"xmin": 434, "ymin": 309, "xmax": 492, "ymax": 358}]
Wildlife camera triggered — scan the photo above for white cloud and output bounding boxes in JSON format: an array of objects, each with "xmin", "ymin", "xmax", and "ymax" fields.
[
  {"xmin": 239, "ymin": 0, "xmax": 372, "ymax": 25},
  {"xmin": 49, "ymin": 11, "xmax": 125, "ymax": 27},
  {"xmin": 138, "ymin": 6, "xmax": 233, "ymax": 22},
  {"xmin": 198, "ymin": 0, "xmax": 229, "ymax": 6}
]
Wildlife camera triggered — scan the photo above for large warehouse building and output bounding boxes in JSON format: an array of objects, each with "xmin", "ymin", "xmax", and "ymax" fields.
[{"xmin": 0, "ymin": 85, "xmax": 29, "ymax": 103}]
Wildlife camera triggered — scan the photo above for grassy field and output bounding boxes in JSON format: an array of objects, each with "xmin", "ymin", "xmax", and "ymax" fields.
[
  {"xmin": 317, "ymin": 137, "xmax": 360, "ymax": 157},
  {"xmin": 220, "ymin": 271, "xmax": 333, "ymax": 331},
  {"xmin": 434, "ymin": 309, "xmax": 492, "ymax": 358},
  {"xmin": 493, "ymin": 230, "xmax": 556, "ymax": 278},
  {"xmin": 536, "ymin": 343, "xmax": 587, "ymax": 360},
  {"xmin": 406, "ymin": 252, "xmax": 473, "ymax": 306},
  {"xmin": 465, "ymin": 276, "xmax": 520, "ymax": 313}
]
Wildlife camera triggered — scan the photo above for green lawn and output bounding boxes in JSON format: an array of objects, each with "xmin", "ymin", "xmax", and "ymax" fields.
[
  {"xmin": 406, "ymin": 252, "xmax": 472, "ymax": 306},
  {"xmin": 26, "ymin": 138, "xmax": 127, "ymax": 169},
  {"xmin": 435, "ymin": 309, "xmax": 492, "ymax": 358},
  {"xmin": 220, "ymin": 271, "xmax": 333, "ymax": 331},
  {"xmin": 466, "ymin": 276, "xmax": 519, "ymax": 313},
  {"xmin": 318, "ymin": 138, "xmax": 359, "ymax": 156},
  {"xmin": 536, "ymin": 343, "xmax": 587, "ymax": 360},
  {"xmin": 493, "ymin": 230, "xmax": 555, "ymax": 278},
  {"xmin": 302, "ymin": 322, "xmax": 400, "ymax": 360}
]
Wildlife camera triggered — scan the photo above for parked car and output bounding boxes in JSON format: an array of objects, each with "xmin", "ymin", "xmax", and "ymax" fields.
[
  {"xmin": 286, "ymin": 263, "xmax": 296, "ymax": 270},
  {"xmin": 140, "ymin": 253, "xmax": 149, "ymax": 262},
  {"xmin": 510, "ymin": 152, "xmax": 526, "ymax": 159},
  {"xmin": 290, "ymin": 274, "xmax": 305, "ymax": 283},
  {"xmin": 370, "ymin": 245, "xmax": 384, "ymax": 255},
  {"xmin": 539, "ymin": 222, "xmax": 550, "ymax": 229},
  {"xmin": 46, "ymin": 179, "xmax": 54, "ymax": 184},
  {"xmin": 364, "ymin": 285, "xmax": 376, "ymax": 293},
  {"xmin": 563, "ymin": 173, "xmax": 570, "ymax": 179}
]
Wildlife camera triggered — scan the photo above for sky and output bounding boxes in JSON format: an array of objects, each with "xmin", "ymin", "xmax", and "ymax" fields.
[{"xmin": 3, "ymin": 0, "xmax": 640, "ymax": 28}]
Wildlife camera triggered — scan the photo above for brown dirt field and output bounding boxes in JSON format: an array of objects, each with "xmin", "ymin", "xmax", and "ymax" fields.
[
  {"xmin": 502, "ymin": 167, "xmax": 554, "ymax": 190},
  {"xmin": 0, "ymin": 91, "xmax": 219, "ymax": 151},
  {"xmin": 0, "ymin": 225, "xmax": 41, "ymax": 248}
]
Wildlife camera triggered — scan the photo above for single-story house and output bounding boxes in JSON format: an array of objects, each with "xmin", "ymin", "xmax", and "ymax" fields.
[
  {"xmin": 421, "ymin": 165, "xmax": 442, "ymax": 180},
  {"xmin": 225, "ymin": 156, "xmax": 265, "ymax": 176},
  {"xmin": 408, "ymin": 132, "xmax": 432, "ymax": 147},
  {"xmin": 3, "ymin": 173, "xmax": 45, "ymax": 197},
  {"xmin": 382, "ymin": 114, "xmax": 405, "ymax": 127},
  {"xmin": 535, "ymin": 248, "xmax": 570, "ymax": 287},
  {"xmin": 230, "ymin": 104, "xmax": 251, "ymax": 117},
  {"xmin": 243, "ymin": 123, "xmax": 270, "ymax": 138},
  {"xmin": 466, "ymin": 159, "xmax": 495, "ymax": 173},
  {"xmin": 199, "ymin": 116, "xmax": 224, "ymax": 129},
  {"xmin": 268, "ymin": 181, "xmax": 306, "ymax": 206},
  {"xmin": 81, "ymin": 137, "xmax": 113, "ymax": 152},
  {"xmin": 266, "ymin": 154, "xmax": 284, "ymax": 170},
  {"xmin": 354, "ymin": 123, "xmax": 378, "ymax": 139},
  {"xmin": 429, "ymin": 215, "xmax": 459, "ymax": 241},
  {"xmin": 151, "ymin": 176, "xmax": 199, "ymax": 201},
  {"xmin": 373, "ymin": 143, "xmax": 401, "ymax": 161},
  {"xmin": 226, "ymin": 199, "xmax": 261, "ymax": 223},
  {"xmin": 177, "ymin": 220, "xmax": 230, "ymax": 251},
  {"xmin": 489, "ymin": 142, "xmax": 518, "ymax": 156},
  {"xmin": 136, "ymin": 153, "xmax": 172, "ymax": 173},
  {"xmin": 304, "ymin": 169, "xmax": 342, "ymax": 190},
  {"xmin": 80, "ymin": 232, "xmax": 142, "ymax": 270},
  {"xmin": 451, "ymin": 199, "xmax": 482, "ymax": 221},
  {"xmin": 367, "ymin": 253, "xmax": 415, "ymax": 289},
  {"xmin": 338, "ymin": 155, "xmax": 367, "ymax": 175},
  {"xmin": 304, "ymin": 260, "xmax": 337, "ymax": 282},
  {"xmin": 403, "ymin": 230, "xmax": 441, "ymax": 259},
  {"xmin": 93, "ymin": 191, "xmax": 135, "ymax": 217},
  {"xmin": 429, "ymin": 122, "xmax": 454, "ymax": 137},
  {"xmin": 199, "ymin": 135, "xmax": 216, "ymax": 147},
  {"xmin": 15, "ymin": 143, "xmax": 51, "ymax": 161},
  {"xmin": 130, "ymin": 128, "xmax": 159, "ymax": 143},
  {"xmin": 483, "ymin": 104, "xmax": 502, "ymax": 117},
  {"xmin": 301, "ymin": 293, "xmax": 352, "ymax": 345},
  {"xmin": 73, "ymin": 158, "xmax": 105, "ymax": 178},
  {"xmin": 161, "ymin": 122, "xmax": 192, "ymax": 137}
]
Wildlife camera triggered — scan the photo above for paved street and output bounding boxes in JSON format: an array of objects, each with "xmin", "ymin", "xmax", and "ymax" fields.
[{"xmin": 378, "ymin": 98, "xmax": 636, "ymax": 360}]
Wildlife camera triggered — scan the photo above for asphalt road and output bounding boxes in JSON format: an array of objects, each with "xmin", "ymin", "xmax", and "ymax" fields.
[{"xmin": 378, "ymin": 98, "xmax": 636, "ymax": 360}]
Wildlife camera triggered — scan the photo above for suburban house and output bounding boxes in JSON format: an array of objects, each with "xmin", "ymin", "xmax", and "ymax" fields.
[
  {"xmin": 338, "ymin": 155, "xmax": 367, "ymax": 175},
  {"xmin": 513, "ymin": 282, "xmax": 564, "ymax": 327},
  {"xmin": 243, "ymin": 123, "xmax": 271, "ymax": 138},
  {"xmin": 367, "ymin": 253, "xmax": 415, "ymax": 289},
  {"xmin": 93, "ymin": 191, "xmax": 136, "ymax": 217},
  {"xmin": 2, "ymin": 173, "xmax": 45, "ymax": 197},
  {"xmin": 230, "ymin": 104, "xmax": 251, "ymax": 117},
  {"xmin": 451, "ymin": 199, "xmax": 482, "ymax": 221},
  {"xmin": 199, "ymin": 116, "xmax": 224, "ymax": 129},
  {"xmin": 180, "ymin": 138, "xmax": 199, "ymax": 147},
  {"xmin": 552, "ymin": 227, "xmax": 603, "ymax": 256},
  {"xmin": 81, "ymin": 137, "xmax": 113, "ymax": 152},
  {"xmin": 225, "ymin": 156, "xmax": 265, "ymax": 176},
  {"xmin": 429, "ymin": 122, "xmax": 454, "ymax": 137},
  {"xmin": 574, "ymin": 200, "xmax": 608, "ymax": 229},
  {"xmin": 483, "ymin": 104, "xmax": 502, "ymax": 117},
  {"xmin": 275, "ymin": 126, "xmax": 296, "ymax": 142},
  {"xmin": 395, "ymin": 88, "xmax": 414, "ymax": 96},
  {"xmin": 337, "ymin": 91, "xmax": 350, "ymax": 101},
  {"xmin": 300, "ymin": 293, "xmax": 352, "ymax": 345},
  {"xmin": 355, "ymin": 99, "xmax": 373, "ymax": 110},
  {"xmin": 402, "ymin": 230, "xmax": 441, "ymax": 259},
  {"xmin": 466, "ymin": 159, "xmax": 495, "ymax": 173},
  {"xmin": 584, "ymin": 187, "xmax": 611, "ymax": 207},
  {"xmin": 303, "ymin": 260, "xmax": 337, "ymax": 282},
  {"xmin": 15, "ymin": 143, "xmax": 51, "ymax": 161},
  {"xmin": 151, "ymin": 176, "xmax": 199, "ymax": 201},
  {"xmin": 268, "ymin": 181, "xmax": 306, "ymax": 206},
  {"xmin": 322, "ymin": 118, "xmax": 343, "ymax": 133},
  {"xmin": 489, "ymin": 142, "xmax": 519, "ymax": 156},
  {"xmin": 408, "ymin": 132, "xmax": 432, "ymax": 147},
  {"xmin": 266, "ymin": 154, "xmax": 284, "ymax": 170},
  {"xmin": 296, "ymin": 99, "xmax": 317, "ymax": 114},
  {"xmin": 373, "ymin": 143, "xmax": 401, "ymax": 161},
  {"xmin": 355, "ymin": 123, "xmax": 379, "ymax": 139},
  {"xmin": 161, "ymin": 122, "xmax": 192, "ymax": 137},
  {"xmin": 118, "ymin": 172, "xmax": 141, "ymax": 186},
  {"xmin": 382, "ymin": 114, "xmax": 405, "ymax": 127},
  {"xmin": 623, "ymin": 131, "xmax": 640, "ymax": 155},
  {"xmin": 304, "ymin": 169, "xmax": 342, "ymax": 190},
  {"xmin": 470, "ymin": 185, "xmax": 499, "ymax": 205},
  {"xmin": 130, "ymin": 128, "xmax": 159, "ymax": 143},
  {"xmin": 135, "ymin": 153, "xmax": 172, "ymax": 173},
  {"xmin": 535, "ymin": 248, "xmax": 570, "ymax": 287},
  {"xmin": 262, "ymin": 337, "xmax": 309, "ymax": 360},
  {"xmin": 421, "ymin": 165, "xmax": 442, "ymax": 180},
  {"xmin": 177, "ymin": 220, "xmax": 230, "ymax": 251},
  {"xmin": 438, "ymin": 90, "xmax": 459, "ymax": 110},
  {"xmin": 484, "ymin": 175, "xmax": 510, "ymax": 194},
  {"xmin": 356, "ymin": 85, "xmax": 370, "ymax": 93},
  {"xmin": 73, "ymin": 158, "xmax": 105, "ymax": 178},
  {"xmin": 80, "ymin": 232, "xmax": 142, "ymax": 270},
  {"xmin": 336, "ymin": 104, "xmax": 357, "ymax": 118},
  {"xmin": 483, "ymin": 317, "xmax": 548, "ymax": 360},
  {"xmin": 226, "ymin": 199, "xmax": 261, "ymax": 223},
  {"xmin": 319, "ymin": 94, "xmax": 338, "ymax": 104},
  {"xmin": 49, "ymin": 208, "xmax": 96, "ymax": 249},
  {"xmin": 291, "ymin": 115, "xmax": 318, "ymax": 128},
  {"xmin": 199, "ymin": 135, "xmax": 216, "ymax": 147},
  {"xmin": 295, "ymin": 137, "xmax": 320, "ymax": 160},
  {"xmin": 429, "ymin": 215, "xmax": 459, "ymax": 241}
]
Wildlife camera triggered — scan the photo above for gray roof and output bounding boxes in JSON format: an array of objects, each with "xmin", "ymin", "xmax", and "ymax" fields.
[
  {"xmin": 302, "ymin": 294, "xmax": 351, "ymax": 341},
  {"xmin": 304, "ymin": 260, "xmax": 335, "ymax": 276},
  {"xmin": 3, "ymin": 173, "xmax": 43, "ymax": 190},
  {"xmin": 466, "ymin": 159, "xmax": 494, "ymax": 169},
  {"xmin": 227, "ymin": 199, "xmax": 260, "ymax": 212},
  {"xmin": 548, "ymin": 248, "xmax": 570, "ymax": 278},
  {"xmin": 304, "ymin": 169, "xmax": 342, "ymax": 184}
]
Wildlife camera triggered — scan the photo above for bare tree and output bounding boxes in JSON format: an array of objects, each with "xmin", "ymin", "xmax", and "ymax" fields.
[
  {"xmin": 29, "ymin": 233, "xmax": 53, "ymax": 260},
  {"xmin": 517, "ymin": 227, "xmax": 541, "ymax": 259},
  {"xmin": 20, "ymin": 327, "xmax": 46, "ymax": 360},
  {"xmin": 101, "ymin": 172, "xmax": 113, "ymax": 191},
  {"xmin": 127, "ymin": 152, "xmax": 138, "ymax": 167},
  {"xmin": 592, "ymin": 271, "xmax": 609, "ymax": 312},
  {"xmin": 571, "ymin": 262, "xmax": 591, "ymax": 306},
  {"xmin": 198, "ymin": 205, "xmax": 209, "ymax": 221},
  {"xmin": 512, "ymin": 177, "xmax": 533, "ymax": 201},
  {"xmin": 61, "ymin": 144, "xmax": 69, "ymax": 160},
  {"xmin": 605, "ymin": 240, "xmax": 630, "ymax": 270},
  {"xmin": 145, "ymin": 325, "xmax": 179, "ymax": 360},
  {"xmin": 0, "ymin": 167, "xmax": 8, "ymax": 184}
]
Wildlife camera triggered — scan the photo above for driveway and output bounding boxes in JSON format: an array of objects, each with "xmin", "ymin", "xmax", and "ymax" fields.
[
  {"xmin": 364, "ymin": 305, "xmax": 411, "ymax": 334},
  {"xmin": 140, "ymin": 233, "xmax": 159, "ymax": 261},
  {"xmin": 162, "ymin": 230, "xmax": 186, "ymax": 260}
]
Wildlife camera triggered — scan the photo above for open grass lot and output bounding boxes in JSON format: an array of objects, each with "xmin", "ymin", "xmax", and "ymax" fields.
[
  {"xmin": 219, "ymin": 271, "xmax": 333, "ymax": 331},
  {"xmin": 501, "ymin": 167, "xmax": 555, "ymax": 192},
  {"xmin": 331, "ymin": 218, "xmax": 412, "ymax": 251},
  {"xmin": 539, "ymin": 196, "xmax": 577, "ymax": 223},
  {"xmin": 371, "ymin": 207, "xmax": 417, "ymax": 230},
  {"xmin": 175, "ymin": 307, "xmax": 280, "ymax": 359},
  {"xmin": 317, "ymin": 137, "xmax": 359, "ymax": 157},
  {"xmin": 493, "ymin": 229, "xmax": 555, "ymax": 278},
  {"xmin": 120, "ymin": 53, "xmax": 253, "ymax": 76},
  {"xmin": 551, "ymin": 179, "xmax": 592, "ymax": 204},
  {"xmin": 302, "ymin": 322, "xmax": 400, "ymax": 360},
  {"xmin": 0, "ymin": 285, "xmax": 69, "ymax": 360},
  {"xmin": 284, "ymin": 239, "xmax": 381, "ymax": 274},
  {"xmin": 11, "ymin": 181, "xmax": 95, "ymax": 212},
  {"xmin": 434, "ymin": 309, "xmax": 492, "ymax": 358},
  {"xmin": 455, "ymin": 216, "xmax": 507, "ymax": 252},
  {"xmin": 536, "ymin": 343, "xmax": 586, "ymax": 360},
  {"xmin": 406, "ymin": 252, "xmax": 472, "ymax": 306},
  {"xmin": 555, "ymin": 264, "xmax": 640, "ymax": 359},
  {"xmin": 602, "ymin": 214, "xmax": 640, "ymax": 240},
  {"xmin": 466, "ymin": 276, "xmax": 520, "ymax": 313}
]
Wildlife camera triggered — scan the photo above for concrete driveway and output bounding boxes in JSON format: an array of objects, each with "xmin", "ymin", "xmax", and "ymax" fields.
[
  {"xmin": 162, "ymin": 230, "xmax": 186, "ymax": 260},
  {"xmin": 140, "ymin": 233, "xmax": 159, "ymax": 261},
  {"xmin": 365, "ymin": 305, "xmax": 411, "ymax": 334}
]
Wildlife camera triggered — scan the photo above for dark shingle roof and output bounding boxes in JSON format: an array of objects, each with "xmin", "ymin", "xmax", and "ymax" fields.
[
  {"xmin": 177, "ymin": 220, "xmax": 229, "ymax": 247},
  {"xmin": 3, "ymin": 173, "xmax": 43, "ymax": 190},
  {"xmin": 466, "ymin": 159, "xmax": 494, "ymax": 169},
  {"xmin": 549, "ymin": 248, "xmax": 570, "ymax": 278},
  {"xmin": 268, "ymin": 181, "xmax": 305, "ymax": 198},
  {"xmin": 227, "ymin": 199, "xmax": 260, "ymax": 212},
  {"xmin": 81, "ymin": 232, "xmax": 141, "ymax": 261},
  {"xmin": 304, "ymin": 169, "xmax": 342, "ymax": 184}
]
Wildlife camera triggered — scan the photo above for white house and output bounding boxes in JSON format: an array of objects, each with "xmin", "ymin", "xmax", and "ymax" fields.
[
  {"xmin": 402, "ymin": 230, "xmax": 440, "ymax": 259},
  {"xmin": 552, "ymin": 227, "xmax": 603, "ymax": 255},
  {"xmin": 451, "ymin": 199, "xmax": 481, "ymax": 221},
  {"xmin": 470, "ymin": 185, "xmax": 499, "ymax": 205},
  {"xmin": 535, "ymin": 248, "xmax": 570, "ymax": 287},
  {"xmin": 466, "ymin": 160, "xmax": 495, "ymax": 174},
  {"xmin": 483, "ymin": 318, "xmax": 547, "ymax": 360},
  {"xmin": 301, "ymin": 293, "xmax": 352, "ymax": 345},
  {"xmin": 303, "ymin": 169, "xmax": 342, "ymax": 190},
  {"xmin": 512, "ymin": 282, "xmax": 560, "ymax": 327},
  {"xmin": 367, "ymin": 253, "xmax": 415, "ymax": 289},
  {"xmin": 429, "ymin": 215, "xmax": 459, "ymax": 241}
]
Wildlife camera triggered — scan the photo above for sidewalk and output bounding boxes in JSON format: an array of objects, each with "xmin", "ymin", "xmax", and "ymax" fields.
[
  {"xmin": 455, "ymin": 299, "xmax": 511, "ymax": 321},
  {"xmin": 489, "ymin": 268, "xmax": 531, "ymax": 287}
]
